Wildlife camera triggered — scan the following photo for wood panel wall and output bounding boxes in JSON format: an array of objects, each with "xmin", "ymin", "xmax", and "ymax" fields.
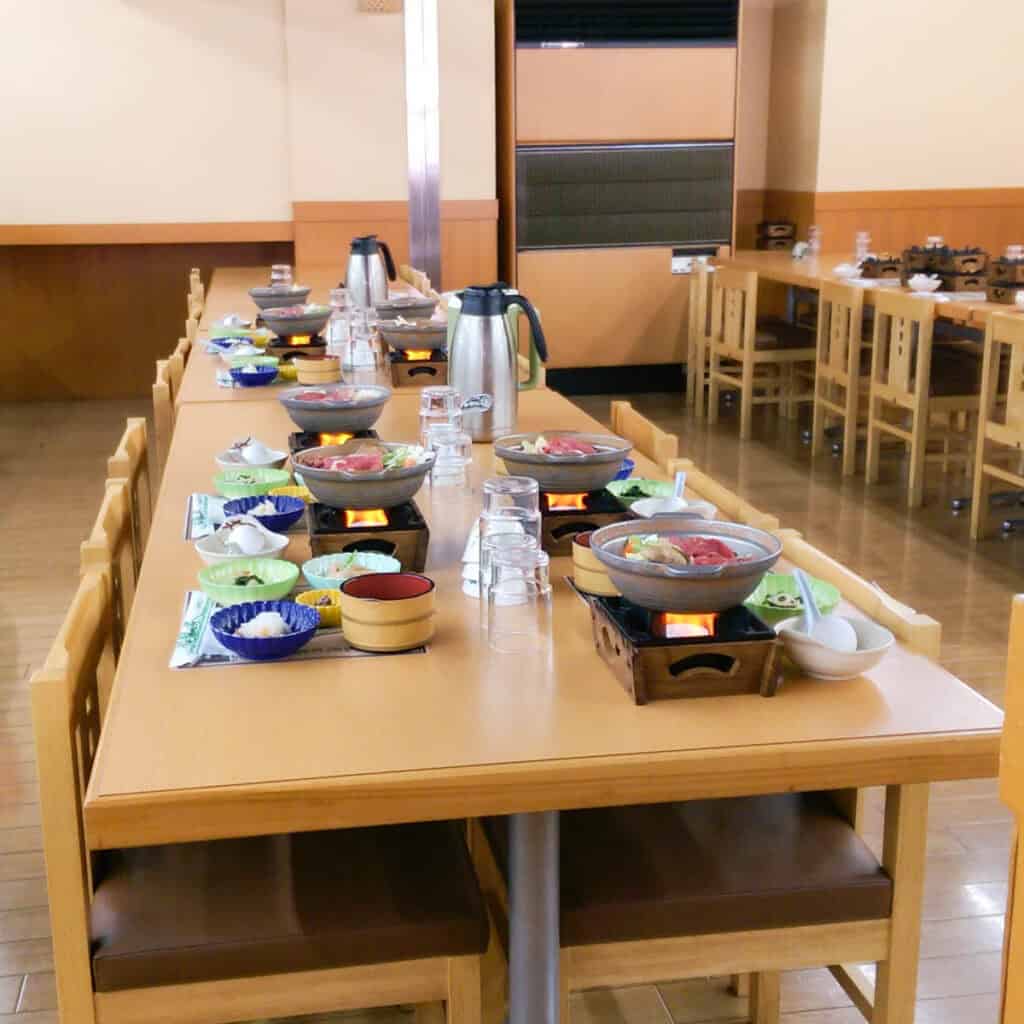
[
  {"xmin": 758, "ymin": 188, "xmax": 1024, "ymax": 257},
  {"xmin": 515, "ymin": 47, "xmax": 737, "ymax": 144},
  {"xmin": 517, "ymin": 247, "xmax": 689, "ymax": 369},
  {"xmin": 292, "ymin": 200, "xmax": 498, "ymax": 290},
  {"xmin": 0, "ymin": 241, "xmax": 292, "ymax": 401}
]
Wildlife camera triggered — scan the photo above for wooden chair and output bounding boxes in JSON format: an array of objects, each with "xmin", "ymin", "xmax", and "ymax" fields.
[
  {"xmin": 167, "ymin": 349, "xmax": 185, "ymax": 404},
  {"xmin": 666, "ymin": 457, "xmax": 780, "ymax": 531},
  {"xmin": 971, "ymin": 313, "xmax": 1024, "ymax": 539},
  {"xmin": 685, "ymin": 264, "xmax": 713, "ymax": 418},
  {"xmin": 865, "ymin": 291, "xmax": 980, "ymax": 508},
  {"xmin": 471, "ymin": 787, "xmax": 904, "ymax": 1024},
  {"xmin": 152, "ymin": 359, "xmax": 174, "ymax": 480},
  {"xmin": 185, "ymin": 316, "xmax": 199, "ymax": 347},
  {"xmin": 32, "ymin": 570, "xmax": 489, "ymax": 1024},
  {"xmin": 80, "ymin": 479, "xmax": 139, "ymax": 671},
  {"xmin": 173, "ymin": 333, "xmax": 192, "ymax": 365},
  {"xmin": 610, "ymin": 401, "xmax": 678, "ymax": 470},
  {"xmin": 706, "ymin": 268, "xmax": 817, "ymax": 441},
  {"xmin": 811, "ymin": 281, "xmax": 867, "ymax": 476},
  {"xmin": 107, "ymin": 418, "xmax": 153, "ymax": 573},
  {"xmin": 188, "ymin": 268, "xmax": 204, "ymax": 319}
]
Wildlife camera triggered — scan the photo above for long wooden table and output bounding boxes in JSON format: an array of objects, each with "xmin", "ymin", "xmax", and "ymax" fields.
[
  {"xmin": 85, "ymin": 268, "xmax": 1005, "ymax": 1024},
  {"xmin": 727, "ymin": 249, "xmax": 1020, "ymax": 328},
  {"xmin": 177, "ymin": 267, "xmax": 423, "ymax": 406}
]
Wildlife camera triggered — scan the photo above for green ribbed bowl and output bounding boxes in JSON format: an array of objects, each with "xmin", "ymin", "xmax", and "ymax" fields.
[
  {"xmin": 213, "ymin": 467, "xmax": 291, "ymax": 499},
  {"xmin": 198, "ymin": 558, "xmax": 299, "ymax": 606}
]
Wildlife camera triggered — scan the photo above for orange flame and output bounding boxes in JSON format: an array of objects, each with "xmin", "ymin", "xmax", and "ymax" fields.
[
  {"xmin": 546, "ymin": 493, "xmax": 588, "ymax": 512},
  {"xmin": 657, "ymin": 612, "xmax": 718, "ymax": 639},
  {"xmin": 344, "ymin": 508, "xmax": 389, "ymax": 528},
  {"xmin": 319, "ymin": 432, "xmax": 354, "ymax": 446},
  {"xmin": 403, "ymin": 349, "xmax": 433, "ymax": 361},
  {"xmin": 287, "ymin": 334, "xmax": 312, "ymax": 346}
]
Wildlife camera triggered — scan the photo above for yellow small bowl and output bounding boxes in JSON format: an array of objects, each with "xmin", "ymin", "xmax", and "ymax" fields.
[
  {"xmin": 340, "ymin": 573, "xmax": 436, "ymax": 652},
  {"xmin": 296, "ymin": 589, "xmax": 342, "ymax": 628},
  {"xmin": 572, "ymin": 532, "xmax": 620, "ymax": 597},
  {"xmin": 270, "ymin": 485, "xmax": 314, "ymax": 504},
  {"xmin": 276, "ymin": 362, "xmax": 298, "ymax": 382}
]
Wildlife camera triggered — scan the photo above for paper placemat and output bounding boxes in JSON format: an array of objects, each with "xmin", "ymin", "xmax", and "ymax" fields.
[
  {"xmin": 184, "ymin": 494, "xmax": 306, "ymax": 539},
  {"xmin": 171, "ymin": 590, "xmax": 426, "ymax": 669}
]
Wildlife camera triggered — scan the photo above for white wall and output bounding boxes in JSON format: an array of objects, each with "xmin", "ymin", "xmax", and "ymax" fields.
[
  {"xmin": 285, "ymin": 0, "xmax": 494, "ymax": 202},
  {"xmin": 0, "ymin": 0, "xmax": 495, "ymax": 224},
  {"xmin": 817, "ymin": 0, "xmax": 1024, "ymax": 191},
  {"xmin": 0, "ymin": 0, "xmax": 292, "ymax": 223}
]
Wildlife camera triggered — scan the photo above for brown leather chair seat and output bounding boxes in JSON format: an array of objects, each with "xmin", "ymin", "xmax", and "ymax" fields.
[
  {"xmin": 929, "ymin": 345, "xmax": 983, "ymax": 397},
  {"xmin": 755, "ymin": 317, "xmax": 817, "ymax": 350},
  {"xmin": 91, "ymin": 821, "xmax": 488, "ymax": 992},
  {"xmin": 485, "ymin": 793, "xmax": 891, "ymax": 948}
]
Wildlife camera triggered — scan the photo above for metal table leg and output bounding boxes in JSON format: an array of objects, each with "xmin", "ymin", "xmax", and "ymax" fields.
[{"xmin": 509, "ymin": 811, "xmax": 560, "ymax": 1024}]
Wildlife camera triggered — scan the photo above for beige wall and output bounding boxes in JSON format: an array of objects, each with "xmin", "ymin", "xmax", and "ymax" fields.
[
  {"xmin": 735, "ymin": 0, "xmax": 774, "ymax": 192},
  {"xmin": 0, "ymin": 1, "xmax": 292, "ymax": 224},
  {"xmin": 1, "ymin": 0, "xmax": 494, "ymax": 224},
  {"xmin": 817, "ymin": 1, "xmax": 1024, "ymax": 191},
  {"xmin": 764, "ymin": 0, "xmax": 826, "ymax": 193}
]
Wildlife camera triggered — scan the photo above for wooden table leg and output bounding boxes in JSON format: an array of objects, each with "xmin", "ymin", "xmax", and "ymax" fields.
[{"xmin": 872, "ymin": 782, "xmax": 929, "ymax": 1024}]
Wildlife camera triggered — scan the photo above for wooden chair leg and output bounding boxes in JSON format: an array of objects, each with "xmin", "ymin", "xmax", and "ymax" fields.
[
  {"xmin": 810, "ymin": 391, "xmax": 825, "ymax": 458},
  {"xmin": 970, "ymin": 464, "xmax": 991, "ymax": 541},
  {"xmin": 907, "ymin": 407, "xmax": 928, "ymax": 509},
  {"xmin": 872, "ymin": 783, "xmax": 929, "ymax": 1024},
  {"xmin": 446, "ymin": 954, "xmax": 483, "ymax": 1024},
  {"xmin": 708, "ymin": 355, "xmax": 721, "ymax": 425},
  {"xmin": 750, "ymin": 971, "xmax": 781, "ymax": 1024},
  {"xmin": 842, "ymin": 385, "xmax": 859, "ymax": 477},
  {"xmin": 694, "ymin": 336, "xmax": 706, "ymax": 421},
  {"xmin": 728, "ymin": 973, "xmax": 750, "ymax": 997},
  {"xmin": 740, "ymin": 354, "xmax": 755, "ymax": 441},
  {"xmin": 416, "ymin": 1003, "xmax": 446, "ymax": 1024},
  {"xmin": 865, "ymin": 398, "xmax": 882, "ymax": 485}
]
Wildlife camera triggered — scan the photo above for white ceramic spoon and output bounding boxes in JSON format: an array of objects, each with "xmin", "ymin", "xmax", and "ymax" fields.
[{"xmin": 793, "ymin": 569, "xmax": 858, "ymax": 652}]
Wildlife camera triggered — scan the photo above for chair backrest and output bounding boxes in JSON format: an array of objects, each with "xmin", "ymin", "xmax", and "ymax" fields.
[
  {"xmin": 33, "ymin": 569, "xmax": 114, "ymax": 1024},
  {"xmin": 687, "ymin": 264, "xmax": 712, "ymax": 348},
  {"xmin": 80, "ymin": 479, "xmax": 137, "ymax": 661},
  {"xmin": 870, "ymin": 290, "xmax": 935, "ymax": 402},
  {"xmin": 152, "ymin": 359, "xmax": 174, "ymax": 479},
  {"xmin": 185, "ymin": 316, "xmax": 199, "ymax": 345},
  {"xmin": 774, "ymin": 528, "xmax": 941, "ymax": 658},
  {"xmin": 167, "ymin": 349, "xmax": 185, "ymax": 401},
  {"xmin": 174, "ymin": 334, "xmax": 192, "ymax": 365},
  {"xmin": 107, "ymin": 418, "xmax": 152, "ymax": 571},
  {"xmin": 666, "ymin": 457, "xmax": 779, "ymax": 531},
  {"xmin": 982, "ymin": 313, "xmax": 1024, "ymax": 438},
  {"xmin": 817, "ymin": 280, "xmax": 865, "ymax": 382},
  {"xmin": 709, "ymin": 267, "xmax": 758, "ymax": 354},
  {"xmin": 610, "ymin": 401, "xmax": 678, "ymax": 469}
]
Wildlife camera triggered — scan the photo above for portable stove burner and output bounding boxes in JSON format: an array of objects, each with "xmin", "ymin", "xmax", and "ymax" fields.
[
  {"xmin": 266, "ymin": 335, "xmax": 327, "ymax": 360},
  {"xmin": 540, "ymin": 489, "xmax": 630, "ymax": 556},
  {"xmin": 389, "ymin": 348, "xmax": 448, "ymax": 388},
  {"xmin": 588, "ymin": 596, "xmax": 781, "ymax": 704},
  {"xmin": 307, "ymin": 500, "xmax": 429, "ymax": 571},
  {"xmin": 288, "ymin": 430, "xmax": 379, "ymax": 456}
]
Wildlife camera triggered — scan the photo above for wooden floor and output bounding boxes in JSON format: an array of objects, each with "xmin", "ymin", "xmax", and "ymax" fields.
[{"xmin": 0, "ymin": 394, "xmax": 1015, "ymax": 1024}]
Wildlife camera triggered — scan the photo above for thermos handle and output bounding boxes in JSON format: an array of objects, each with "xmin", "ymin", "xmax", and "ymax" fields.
[
  {"xmin": 504, "ymin": 295, "xmax": 548, "ymax": 363},
  {"xmin": 378, "ymin": 240, "xmax": 397, "ymax": 281}
]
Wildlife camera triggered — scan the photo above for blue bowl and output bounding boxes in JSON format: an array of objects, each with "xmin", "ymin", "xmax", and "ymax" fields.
[
  {"xmin": 223, "ymin": 495, "xmax": 305, "ymax": 533},
  {"xmin": 230, "ymin": 365, "xmax": 279, "ymax": 387},
  {"xmin": 613, "ymin": 458, "xmax": 636, "ymax": 481},
  {"xmin": 210, "ymin": 600, "xmax": 318, "ymax": 661}
]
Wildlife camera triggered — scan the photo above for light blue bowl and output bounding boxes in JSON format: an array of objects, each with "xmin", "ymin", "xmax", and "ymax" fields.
[
  {"xmin": 210, "ymin": 600, "xmax": 318, "ymax": 661},
  {"xmin": 302, "ymin": 552, "xmax": 402, "ymax": 590}
]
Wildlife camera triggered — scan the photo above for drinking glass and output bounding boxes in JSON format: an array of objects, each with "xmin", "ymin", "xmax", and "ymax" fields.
[
  {"xmin": 425, "ymin": 423, "xmax": 473, "ymax": 488},
  {"xmin": 270, "ymin": 264, "xmax": 293, "ymax": 286},
  {"xmin": 855, "ymin": 231, "xmax": 871, "ymax": 262},
  {"xmin": 808, "ymin": 225, "xmax": 822, "ymax": 255},
  {"xmin": 341, "ymin": 308, "xmax": 384, "ymax": 372},
  {"xmin": 926, "ymin": 235, "xmax": 945, "ymax": 249},
  {"xmin": 481, "ymin": 475, "xmax": 540, "ymax": 515},
  {"xmin": 476, "ymin": 511, "xmax": 541, "ymax": 614},
  {"xmin": 486, "ymin": 545, "xmax": 552, "ymax": 655},
  {"xmin": 326, "ymin": 288, "xmax": 350, "ymax": 356},
  {"xmin": 1006, "ymin": 244, "xmax": 1024, "ymax": 260},
  {"xmin": 419, "ymin": 386, "xmax": 463, "ymax": 446}
]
